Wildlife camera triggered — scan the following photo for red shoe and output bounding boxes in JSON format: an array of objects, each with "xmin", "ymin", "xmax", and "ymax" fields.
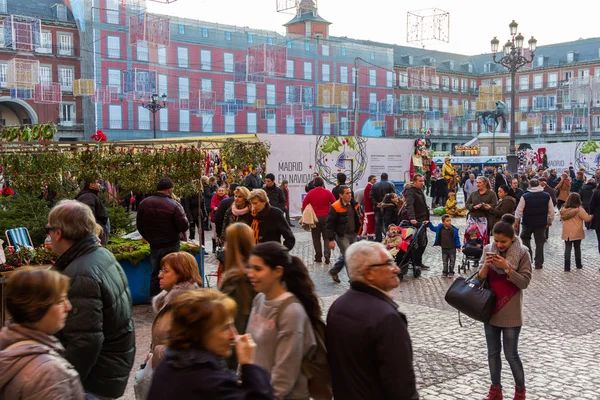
[
  {"xmin": 483, "ymin": 384, "xmax": 503, "ymax": 400},
  {"xmin": 513, "ymin": 386, "xmax": 526, "ymax": 400}
]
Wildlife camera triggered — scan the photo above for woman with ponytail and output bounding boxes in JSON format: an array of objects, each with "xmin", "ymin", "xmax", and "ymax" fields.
[{"xmin": 246, "ymin": 242, "xmax": 319, "ymax": 400}]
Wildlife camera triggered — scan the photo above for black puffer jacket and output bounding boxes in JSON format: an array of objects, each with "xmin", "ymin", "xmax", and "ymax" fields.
[
  {"xmin": 137, "ymin": 192, "xmax": 189, "ymax": 249},
  {"xmin": 75, "ymin": 188, "xmax": 108, "ymax": 227},
  {"xmin": 183, "ymin": 193, "xmax": 203, "ymax": 222},
  {"xmin": 404, "ymin": 186, "xmax": 430, "ymax": 222},
  {"xmin": 53, "ymin": 234, "xmax": 135, "ymax": 398},
  {"xmin": 370, "ymin": 180, "xmax": 395, "ymax": 205},
  {"xmin": 263, "ymin": 184, "xmax": 286, "ymax": 211},
  {"xmin": 580, "ymin": 183, "xmax": 596, "ymax": 209},
  {"xmin": 252, "ymin": 204, "xmax": 295, "ymax": 250}
]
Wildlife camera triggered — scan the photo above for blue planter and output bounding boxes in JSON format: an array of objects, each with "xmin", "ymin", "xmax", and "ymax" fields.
[{"xmin": 119, "ymin": 249, "xmax": 205, "ymax": 305}]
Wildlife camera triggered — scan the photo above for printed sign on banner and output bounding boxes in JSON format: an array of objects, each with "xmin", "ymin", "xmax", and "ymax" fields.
[
  {"xmin": 533, "ymin": 141, "xmax": 600, "ymax": 177},
  {"xmin": 258, "ymin": 134, "xmax": 414, "ymax": 216}
]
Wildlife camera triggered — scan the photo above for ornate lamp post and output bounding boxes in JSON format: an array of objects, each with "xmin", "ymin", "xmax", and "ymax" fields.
[
  {"xmin": 142, "ymin": 93, "xmax": 168, "ymax": 139},
  {"xmin": 490, "ymin": 21, "xmax": 537, "ymax": 173}
]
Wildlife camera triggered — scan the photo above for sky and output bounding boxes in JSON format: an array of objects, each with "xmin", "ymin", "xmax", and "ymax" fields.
[{"xmin": 146, "ymin": 0, "xmax": 600, "ymax": 56}]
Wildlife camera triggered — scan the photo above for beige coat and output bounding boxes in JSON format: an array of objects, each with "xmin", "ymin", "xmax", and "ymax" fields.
[
  {"xmin": 560, "ymin": 207, "xmax": 592, "ymax": 241},
  {"xmin": 555, "ymin": 178, "xmax": 571, "ymax": 202}
]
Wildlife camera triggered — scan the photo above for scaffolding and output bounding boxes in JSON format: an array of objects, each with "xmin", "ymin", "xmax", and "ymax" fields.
[
  {"xmin": 318, "ymin": 83, "xmax": 350, "ymax": 108},
  {"xmin": 129, "ymin": 13, "xmax": 170, "ymax": 47},
  {"xmin": 6, "ymin": 58, "xmax": 40, "ymax": 89},
  {"xmin": 406, "ymin": 8, "xmax": 450, "ymax": 44},
  {"xmin": 407, "ymin": 66, "xmax": 437, "ymax": 89},
  {"xmin": 1, "ymin": 15, "xmax": 41, "ymax": 52},
  {"xmin": 247, "ymin": 44, "xmax": 287, "ymax": 77},
  {"xmin": 33, "ymin": 82, "xmax": 62, "ymax": 104},
  {"xmin": 73, "ymin": 79, "xmax": 95, "ymax": 96}
]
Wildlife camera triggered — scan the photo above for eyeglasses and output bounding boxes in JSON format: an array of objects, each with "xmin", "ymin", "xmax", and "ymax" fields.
[
  {"xmin": 159, "ymin": 268, "xmax": 171, "ymax": 274},
  {"xmin": 45, "ymin": 226, "xmax": 57, "ymax": 234},
  {"xmin": 367, "ymin": 259, "xmax": 397, "ymax": 269}
]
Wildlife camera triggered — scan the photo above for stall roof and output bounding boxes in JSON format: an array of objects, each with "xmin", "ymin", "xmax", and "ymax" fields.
[{"xmin": 433, "ymin": 155, "xmax": 507, "ymax": 165}]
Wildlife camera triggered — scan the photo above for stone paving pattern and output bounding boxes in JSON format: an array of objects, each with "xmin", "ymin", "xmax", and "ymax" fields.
[{"xmin": 123, "ymin": 199, "xmax": 600, "ymax": 399}]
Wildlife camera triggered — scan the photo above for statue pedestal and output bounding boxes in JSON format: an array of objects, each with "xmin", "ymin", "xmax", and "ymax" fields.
[{"xmin": 476, "ymin": 132, "xmax": 510, "ymax": 156}]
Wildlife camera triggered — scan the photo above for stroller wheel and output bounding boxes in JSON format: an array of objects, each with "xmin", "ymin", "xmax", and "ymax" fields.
[{"xmin": 413, "ymin": 268, "xmax": 422, "ymax": 278}]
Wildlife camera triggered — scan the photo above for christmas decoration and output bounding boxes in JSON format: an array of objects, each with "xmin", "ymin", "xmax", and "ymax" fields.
[{"xmin": 91, "ymin": 129, "xmax": 108, "ymax": 142}]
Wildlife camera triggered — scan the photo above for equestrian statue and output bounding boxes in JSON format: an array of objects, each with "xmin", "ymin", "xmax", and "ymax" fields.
[{"xmin": 477, "ymin": 100, "xmax": 507, "ymax": 133}]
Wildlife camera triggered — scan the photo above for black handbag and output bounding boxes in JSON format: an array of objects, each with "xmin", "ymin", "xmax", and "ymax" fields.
[{"xmin": 445, "ymin": 271, "xmax": 496, "ymax": 324}]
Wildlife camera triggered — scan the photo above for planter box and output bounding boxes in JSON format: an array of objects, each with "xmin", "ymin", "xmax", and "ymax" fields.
[{"xmin": 119, "ymin": 249, "xmax": 205, "ymax": 305}]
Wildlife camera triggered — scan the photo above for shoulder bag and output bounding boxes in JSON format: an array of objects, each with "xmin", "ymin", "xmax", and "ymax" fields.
[{"xmin": 445, "ymin": 271, "xmax": 496, "ymax": 324}]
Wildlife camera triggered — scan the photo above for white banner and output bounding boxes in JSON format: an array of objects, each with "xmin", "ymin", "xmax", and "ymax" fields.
[
  {"xmin": 258, "ymin": 134, "xmax": 414, "ymax": 216},
  {"xmin": 531, "ymin": 142, "xmax": 577, "ymax": 172}
]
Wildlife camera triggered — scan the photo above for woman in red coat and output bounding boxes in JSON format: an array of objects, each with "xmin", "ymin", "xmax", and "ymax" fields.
[
  {"xmin": 210, "ymin": 186, "xmax": 228, "ymax": 252},
  {"xmin": 363, "ymin": 175, "xmax": 377, "ymax": 240}
]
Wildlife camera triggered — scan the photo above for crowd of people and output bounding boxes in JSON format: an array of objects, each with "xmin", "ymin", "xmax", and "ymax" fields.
[{"xmin": 2, "ymin": 159, "xmax": 600, "ymax": 400}]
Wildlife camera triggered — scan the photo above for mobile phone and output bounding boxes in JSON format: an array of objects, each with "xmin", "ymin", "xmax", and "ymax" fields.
[{"xmin": 487, "ymin": 251, "xmax": 497, "ymax": 257}]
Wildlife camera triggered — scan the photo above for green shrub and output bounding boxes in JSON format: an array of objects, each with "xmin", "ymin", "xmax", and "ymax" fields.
[
  {"xmin": 0, "ymin": 195, "xmax": 51, "ymax": 247},
  {"xmin": 105, "ymin": 205, "xmax": 135, "ymax": 238}
]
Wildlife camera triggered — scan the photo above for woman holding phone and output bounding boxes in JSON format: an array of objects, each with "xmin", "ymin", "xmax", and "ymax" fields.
[
  {"xmin": 466, "ymin": 177, "xmax": 498, "ymax": 235},
  {"xmin": 477, "ymin": 214, "xmax": 532, "ymax": 400}
]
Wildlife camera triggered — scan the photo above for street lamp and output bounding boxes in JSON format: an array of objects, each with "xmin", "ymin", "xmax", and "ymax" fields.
[
  {"xmin": 142, "ymin": 93, "xmax": 168, "ymax": 139},
  {"xmin": 490, "ymin": 20, "xmax": 537, "ymax": 173}
]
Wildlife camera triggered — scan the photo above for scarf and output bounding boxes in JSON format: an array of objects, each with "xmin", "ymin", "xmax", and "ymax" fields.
[
  {"xmin": 487, "ymin": 240, "xmax": 522, "ymax": 314},
  {"xmin": 152, "ymin": 281, "xmax": 200, "ymax": 313},
  {"xmin": 251, "ymin": 207, "xmax": 260, "ymax": 244},
  {"xmin": 231, "ymin": 205, "xmax": 250, "ymax": 216}
]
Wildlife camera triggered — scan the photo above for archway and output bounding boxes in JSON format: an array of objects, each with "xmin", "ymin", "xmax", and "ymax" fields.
[{"xmin": 0, "ymin": 96, "xmax": 38, "ymax": 126}]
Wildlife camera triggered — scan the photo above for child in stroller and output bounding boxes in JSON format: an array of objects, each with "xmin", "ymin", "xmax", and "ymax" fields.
[
  {"xmin": 390, "ymin": 221, "xmax": 425, "ymax": 281},
  {"xmin": 459, "ymin": 219, "xmax": 488, "ymax": 272}
]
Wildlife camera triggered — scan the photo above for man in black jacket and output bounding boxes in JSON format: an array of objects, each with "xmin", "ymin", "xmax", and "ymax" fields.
[
  {"xmin": 369, "ymin": 172, "xmax": 396, "ymax": 242},
  {"xmin": 326, "ymin": 186, "xmax": 361, "ymax": 283},
  {"xmin": 48, "ymin": 200, "xmax": 134, "ymax": 399},
  {"xmin": 263, "ymin": 173, "xmax": 286, "ymax": 212},
  {"xmin": 75, "ymin": 178, "xmax": 109, "ymax": 245},
  {"xmin": 137, "ymin": 178, "xmax": 189, "ymax": 296},
  {"xmin": 244, "ymin": 165, "xmax": 263, "ymax": 190},
  {"xmin": 326, "ymin": 241, "xmax": 418, "ymax": 400},
  {"xmin": 305, "ymin": 172, "xmax": 319, "ymax": 193},
  {"xmin": 509, "ymin": 178, "xmax": 525, "ymax": 205},
  {"xmin": 404, "ymin": 174, "xmax": 431, "ymax": 269}
]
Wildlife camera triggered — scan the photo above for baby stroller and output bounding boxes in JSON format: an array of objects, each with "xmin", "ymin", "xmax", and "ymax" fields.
[
  {"xmin": 393, "ymin": 221, "xmax": 426, "ymax": 281},
  {"xmin": 459, "ymin": 217, "xmax": 489, "ymax": 273}
]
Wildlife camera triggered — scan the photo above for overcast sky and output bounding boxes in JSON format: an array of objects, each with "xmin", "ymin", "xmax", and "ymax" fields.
[{"xmin": 146, "ymin": 0, "xmax": 600, "ymax": 56}]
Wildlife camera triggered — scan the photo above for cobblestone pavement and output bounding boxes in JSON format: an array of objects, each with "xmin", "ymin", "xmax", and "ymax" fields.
[{"xmin": 124, "ymin": 203, "xmax": 600, "ymax": 400}]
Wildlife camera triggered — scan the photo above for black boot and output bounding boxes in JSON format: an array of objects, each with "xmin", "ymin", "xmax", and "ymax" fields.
[{"xmin": 212, "ymin": 238, "xmax": 217, "ymax": 253}]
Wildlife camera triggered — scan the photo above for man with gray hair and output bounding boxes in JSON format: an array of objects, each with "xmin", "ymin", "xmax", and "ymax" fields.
[
  {"xmin": 326, "ymin": 241, "xmax": 418, "ymax": 400},
  {"xmin": 47, "ymin": 200, "xmax": 134, "ymax": 399},
  {"xmin": 464, "ymin": 173, "xmax": 477, "ymax": 201}
]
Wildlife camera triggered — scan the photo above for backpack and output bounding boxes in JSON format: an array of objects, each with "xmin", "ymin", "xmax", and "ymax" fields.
[{"xmin": 277, "ymin": 296, "xmax": 333, "ymax": 400}]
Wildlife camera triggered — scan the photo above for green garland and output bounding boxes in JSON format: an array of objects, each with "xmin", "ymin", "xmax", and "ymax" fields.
[{"xmin": 0, "ymin": 123, "xmax": 57, "ymax": 142}]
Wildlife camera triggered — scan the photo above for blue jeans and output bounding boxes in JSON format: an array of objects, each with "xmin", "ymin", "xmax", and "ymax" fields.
[
  {"xmin": 150, "ymin": 243, "xmax": 181, "ymax": 296},
  {"xmin": 484, "ymin": 324, "xmax": 525, "ymax": 388},
  {"xmin": 328, "ymin": 233, "xmax": 357, "ymax": 278}
]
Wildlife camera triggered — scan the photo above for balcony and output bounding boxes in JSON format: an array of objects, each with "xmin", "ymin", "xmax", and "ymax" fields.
[{"xmin": 34, "ymin": 44, "xmax": 80, "ymax": 58}]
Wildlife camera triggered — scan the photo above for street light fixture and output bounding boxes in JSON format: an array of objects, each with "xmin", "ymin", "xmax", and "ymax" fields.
[
  {"xmin": 490, "ymin": 21, "xmax": 537, "ymax": 173},
  {"xmin": 142, "ymin": 93, "xmax": 168, "ymax": 139}
]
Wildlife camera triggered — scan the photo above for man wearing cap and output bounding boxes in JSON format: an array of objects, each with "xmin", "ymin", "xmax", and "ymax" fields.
[{"xmin": 137, "ymin": 178, "xmax": 189, "ymax": 296}]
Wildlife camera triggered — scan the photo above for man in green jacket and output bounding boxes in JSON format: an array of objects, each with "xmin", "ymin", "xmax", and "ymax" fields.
[{"xmin": 48, "ymin": 200, "xmax": 135, "ymax": 399}]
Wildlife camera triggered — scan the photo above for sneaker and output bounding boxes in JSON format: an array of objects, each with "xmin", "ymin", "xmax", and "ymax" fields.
[
  {"xmin": 513, "ymin": 386, "xmax": 526, "ymax": 400},
  {"xmin": 329, "ymin": 272, "xmax": 341, "ymax": 283},
  {"xmin": 442, "ymin": 272, "xmax": 448, "ymax": 277},
  {"xmin": 483, "ymin": 384, "xmax": 503, "ymax": 400}
]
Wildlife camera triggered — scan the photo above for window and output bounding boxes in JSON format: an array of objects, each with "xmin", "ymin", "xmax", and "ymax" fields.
[
  {"xmin": 369, "ymin": 69, "xmax": 376, "ymax": 86},
  {"xmin": 225, "ymin": 31, "xmax": 231, "ymax": 41},
  {"xmin": 563, "ymin": 71, "xmax": 573, "ymax": 82},
  {"xmin": 506, "ymin": 77, "xmax": 512, "ymax": 91},
  {"xmin": 0, "ymin": 64, "xmax": 7, "ymax": 88},
  {"xmin": 178, "ymin": 25, "xmax": 185, "ymax": 35},
  {"xmin": 224, "ymin": 81, "xmax": 234, "ymax": 101},
  {"xmin": 286, "ymin": 60, "xmax": 294, "ymax": 78},
  {"xmin": 322, "ymin": 114, "xmax": 331, "ymax": 135},
  {"xmin": 322, "ymin": 45, "xmax": 329, "ymax": 56},
  {"xmin": 200, "ymin": 50, "xmax": 211, "ymax": 70},
  {"xmin": 267, "ymin": 37, "xmax": 273, "ymax": 45},
  {"xmin": 341, "ymin": 47, "xmax": 346, "ymax": 56},
  {"xmin": 60, "ymin": 103, "xmax": 75, "ymax": 127},
  {"xmin": 386, "ymin": 71, "xmax": 393, "ymax": 88},
  {"xmin": 370, "ymin": 52, "xmax": 375, "ymax": 60},
  {"xmin": 158, "ymin": 74, "xmax": 167, "ymax": 97},
  {"xmin": 533, "ymin": 74, "xmax": 543, "ymax": 89},
  {"xmin": 106, "ymin": 0, "xmax": 119, "ymax": 24},
  {"xmin": 107, "ymin": 36, "xmax": 120, "ymax": 59},
  {"xmin": 179, "ymin": 110, "xmax": 190, "ymax": 132},
  {"xmin": 352, "ymin": 67, "xmax": 356, "ymax": 84},
  {"xmin": 303, "ymin": 62, "xmax": 312, "ymax": 80},
  {"xmin": 305, "ymin": 41, "xmax": 310, "ymax": 51},
  {"xmin": 267, "ymin": 117, "xmax": 276, "ymax": 133},
  {"xmin": 422, "ymin": 97, "xmax": 430, "ymax": 110},
  {"xmin": 286, "ymin": 40, "xmax": 292, "ymax": 49},
  {"xmin": 158, "ymin": 47, "xmax": 167, "ymax": 65},
  {"xmin": 225, "ymin": 115, "xmax": 235, "ymax": 133},
  {"xmin": 247, "ymin": 34, "xmax": 253, "ymax": 44},
  {"xmin": 451, "ymin": 78, "xmax": 458, "ymax": 90},
  {"xmin": 37, "ymin": 31, "xmax": 52, "ymax": 54},
  {"xmin": 519, "ymin": 97, "xmax": 529, "ymax": 112},
  {"xmin": 461, "ymin": 79, "xmax": 467, "ymax": 92},
  {"xmin": 340, "ymin": 66, "xmax": 348, "ymax": 84},
  {"xmin": 537, "ymin": 56, "xmax": 544, "ymax": 67},
  {"xmin": 136, "ymin": 41, "xmax": 148, "ymax": 61},
  {"xmin": 322, "ymin": 64, "xmax": 330, "ymax": 82},
  {"xmin": 56, "ymin": 4, "xmax": 67, "ymax": 21},
  {"xmin": 0, "ymin": 0, "xmax": 6, "ymax": 13},
  {"xmin": 246, "ymin": 83, "xmax": 256, "ymax": 104},
  {"xmin": 202, "ymin": 115, "xmax": 213, "ymax": 133},
  {"xmin": 177, "ymin": 47, "xmax": 188, "ymax": 68},
  {"xmin": 108, "ymin": 69, "xmax": 121, "ymax": 93},
  {"xmin": 224, "ymin": 53, "xmax": 234, "ymax": 73},
  {"xmin": 247, "ymin": 112, "xmax": 257, "ymax": 133},
  {"xmin": 159, "ymin": 108, "xmax": 168, "ymax": 131},
  {"xmin": 442, "ymin": 76, "xmax": 449, "ymax": 89},
  {"xmin": 201, "ymin": 79, "xmax": 212, "ymax": 92},
  {"xmin": 178, "ymin": 77, "xmax": 189, "ymax": 99},
  {"xmin": 432, "ymin": 97, "xmax": 439, "ymax": 110},
  {"xmin": 202, "ymin": 28, "xmax": 208, "ymax": 38},
  {"xmin": 369, "ymin": 92, "xmax": 377, "ymax": 104},
  {"xmin": 579, "ymin": 69, "xmax": 589, "ymax": 78},
  {"xmin": 286, "ymin": 116, "xmax": 295, "ymax": 134},
  {"xmin": 138, "ymin": 106, "xmax": 150, "ymax": 130},
  {"xmin": 108, "ymin": 105, "xmax": 122, "ymax": 129},
  {"xmin": 399, "ymin": 72, "xmax": 407, "ymax": 87},
  {"xmin": 40, "ymin": 66, "xmax": 51, "ymax": 84},
  {"xmin": 266, "ymin": 84, "xmax": 276, "ymax": 105},
  {"xmin": 567, "ymin": 52, "xmax": 575, "ymax": 63},
  {"xmin": 59, "ymin": 67, "xmax": 73, "ymax": 91},
  {"xmin": 519, "ymin": 75, "xmax": 529, "ymax": 90}
]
